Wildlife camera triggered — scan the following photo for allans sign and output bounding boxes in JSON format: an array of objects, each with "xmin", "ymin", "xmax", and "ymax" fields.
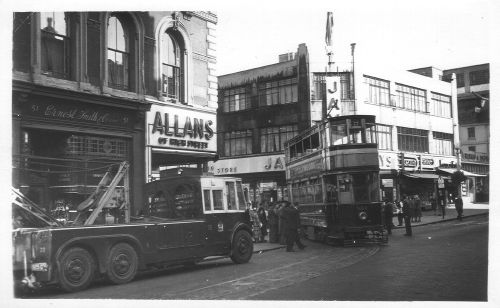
[{"xmin": 147, "ymin": 104, "xmax": 216, "ymax": 152}]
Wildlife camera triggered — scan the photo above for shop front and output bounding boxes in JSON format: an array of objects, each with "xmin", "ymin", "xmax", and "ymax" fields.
[
  {"xmin": 145, "ymin": 103, "xmax": 217, "ymax": 182},
  {"xmin": 12, "ymin": 83, "xmax": 149, "ymax": 218},
  {"xmin": 378, "ymin": 150, "xmax": 457, "ymax": 206},
  {"xmin": 208, "ymin": 154, "xmax": 287, "ymax": 207}
]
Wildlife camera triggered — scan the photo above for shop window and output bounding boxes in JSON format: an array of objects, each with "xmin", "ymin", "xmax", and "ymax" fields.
[
  {"xmin": 107, "ymin": 13, "xmax": 135, "ymax": 91},
  {"xmin": 40, "ymin": 12, "xmax": 70, "ymax": 79},
  {"xmin": 161, "ymin": 29, "xmax": 185, "ymax": 102}
]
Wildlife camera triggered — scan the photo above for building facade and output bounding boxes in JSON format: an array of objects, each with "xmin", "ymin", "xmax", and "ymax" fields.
[
  {"xmin": 443, "ymin": 64, "xmax": 489, "ymax": 202},
  {"xmin": 12, "ymin": 11, "xmax": 218, "ymax": 217},
  {"xmin": 212, "ymin": 44, "xmax": 460, "ymax": 207},
  {"xmin": 210, "ymin": 44, "xmax": 311, "ymax": 205}
]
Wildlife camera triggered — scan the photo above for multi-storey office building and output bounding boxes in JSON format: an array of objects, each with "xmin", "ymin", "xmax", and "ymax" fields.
[
  {"xmin": 343, "ymin": 67, "xmax": 459, "ymax": 205},
  {"xmin": 443, "ymin": 64, "xmax": 489, "ymax": 202},
  {"xmin": 211, "ymin": 44, "xmax": 310, "ymax": 205},
  {"xmin": 12, "ymin": 11, "xmax": 218, "ymax": 216},
  {"xmin": 213, "ymin": 45, "xmax": 460, "ymax": 207}
]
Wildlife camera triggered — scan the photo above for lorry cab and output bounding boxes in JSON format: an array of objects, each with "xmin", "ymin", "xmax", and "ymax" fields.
[{"xmin": 144, "ymin": 172, "xmax": 251, "ymax": 260}]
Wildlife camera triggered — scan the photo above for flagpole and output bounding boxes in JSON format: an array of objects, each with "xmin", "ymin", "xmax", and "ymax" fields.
[{"xmin": 325, "ymin": 12, "xmax": 334, "ymax": 72}]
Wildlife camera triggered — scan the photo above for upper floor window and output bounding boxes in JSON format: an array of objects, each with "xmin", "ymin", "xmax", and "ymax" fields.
[
  {"xmin": 469, "ymin": 70, "xmax": 489, "ymax": 86},
  {"xmin": 260, "ymin": 125, "xmax": 298, "ymax": 153},
  {"xmin": 223, "ymin": 130, "xmax": 253, "ymax": 157},
  {"xmin": 222, "ymin": 87, "xmax": 249, "ymax": 112},
  {"xmin": 40, "ymin": 12, "xmax": 70, "ymax": 79},
  {"xmin": 161, "ymin": 30, "xmax": 185, "ymax": 102},
  {"xmin": 430, "ymin": 92, "xmax": 451, "ymax": 118},
  {"xmin": 432, "ymin": 132, "xmax": 453, "ymax": 156},
  {"xmin": 364, "ymin": 75, "xmax": 390, "ymax": 106},
  {"xmin": 107, "ymin": 14, "xmax": 130, "ymax": 91},
  {"xmin": 258, "ymin": 78, "xmax": 298, "ymax": 107},
  {"xmin": 376, "ymin": 124, "xmax": 392, "ymax": 150},
  {"xmin": 395, "ymin": 84, "xmax": 427, "ymax": 113},
  {"xmin": 397, "ymin": 127, "xmax": 429, "ymax": 153},
  {"xmin": 467, "ymin": 127, "xmax": 476, "ymax": 139}
]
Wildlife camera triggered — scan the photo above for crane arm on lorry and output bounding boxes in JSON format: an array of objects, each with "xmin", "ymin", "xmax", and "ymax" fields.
[{"xmin": 72, "ymin": 161, "xmax": 130, "ymax": 225}]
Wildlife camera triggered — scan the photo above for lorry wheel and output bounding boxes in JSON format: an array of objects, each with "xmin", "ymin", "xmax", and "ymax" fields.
[
  {"xmin": 230, "ymin": 230, "xmax": 253, "ymax": 264},
  {"xmin": 58, "ymin": 247, "xmax": 95, "ymax": 292},
  {"xmin": 106, "ymin": 243, "xmax": 138, "ymax": 284}
]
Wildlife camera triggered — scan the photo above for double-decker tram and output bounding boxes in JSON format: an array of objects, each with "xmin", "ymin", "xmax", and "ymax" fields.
[{"xmin": 284, "ymin": 115, "xmax": 386, "ymax": 245}]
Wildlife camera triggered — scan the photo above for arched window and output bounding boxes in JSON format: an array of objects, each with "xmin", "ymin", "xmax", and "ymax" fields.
[
  {"xmin": 40, "ymin": 12, "xmax": 70, "ymax": 79},
  {"xmin": 107, "ymin": 14, "xmax": 130, "ymax": 90},
  {"xmin": 161, "ymin": 30, "xmax": 184, "ymax": 101}
]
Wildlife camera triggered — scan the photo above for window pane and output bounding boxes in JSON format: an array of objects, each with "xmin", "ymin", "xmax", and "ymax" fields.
[
  {"xmin": 236, "ymin": 182, "xmax": 246, "ymax": 210},
  {"xmin": 40, "ymin": 12, "xmax": 66, "ymax": 36},
  {"xmin": 226, "ymin": 182, "xmax": 236, "ymax": 210},
  {"xmin": 203, "ymin": 189, "xmax": 211, "ymax": 211},
  {"xmin": 212, "ymin": 190, "xmax": 223, "ymax": 210}
]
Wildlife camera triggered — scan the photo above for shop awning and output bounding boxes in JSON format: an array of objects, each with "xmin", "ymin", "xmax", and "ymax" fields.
[
  {"xmin": 403, "ymin": 173, "xmax": 443, "ymax": 179},
  {"xmin": 438, "ymin": 168, "xmax": 487, "ymax": 177}
]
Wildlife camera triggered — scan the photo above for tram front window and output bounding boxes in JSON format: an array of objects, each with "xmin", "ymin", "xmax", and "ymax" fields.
[{"xmin": 352, "ymin": 173, "xmax": 379, "ymax": 203}]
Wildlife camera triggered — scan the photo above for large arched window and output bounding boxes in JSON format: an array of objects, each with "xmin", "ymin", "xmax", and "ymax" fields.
[
  {"xmin": 40, "ymin": 12, "xmax": 70, "ymax": 79},
  {"xmin": 107, "ymin": 14, "xmax": 130, "ymax": 90},
  {"xmin": 161, "ymin": 29, "xmax": 184, "ymax": 101}
]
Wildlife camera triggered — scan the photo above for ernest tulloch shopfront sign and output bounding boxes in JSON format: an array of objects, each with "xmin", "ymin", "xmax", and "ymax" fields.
[
  {"xmin": 147, "ymin": 104, "xmax": 216, "ymax": 152},
  {"xmin": 23, "ymin": 100, "xmax": 133, "ymax": 128}
]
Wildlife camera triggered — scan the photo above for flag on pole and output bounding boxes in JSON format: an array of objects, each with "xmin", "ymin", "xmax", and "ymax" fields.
[{"xmin": 325, "ymin": 11, "xmax": 334, "ymax": 47}]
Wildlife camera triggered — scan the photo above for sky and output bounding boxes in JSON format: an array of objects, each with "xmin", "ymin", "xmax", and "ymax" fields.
[
  {"xmin": 2, "ymin": 0, "xmax": 495, "ymax": 77},
  {"xmin": 216, "ymin": 0, "xmax": 494, "ymax": 75}
]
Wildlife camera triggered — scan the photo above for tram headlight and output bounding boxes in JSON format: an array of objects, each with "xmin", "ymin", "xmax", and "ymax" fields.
[{"xmin": 358, "ymin": 211, "xmax": 368, "ymax": 221}]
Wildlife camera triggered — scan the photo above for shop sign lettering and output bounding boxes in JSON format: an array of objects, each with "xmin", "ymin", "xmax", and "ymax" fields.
[
  {"xmin": 27, "ymin": 102, "xmax": 131, "ymax": 127},
  {"xmin": 151, "ymin": 112, "xmax": 214, "ymax": 139},
  {"xmin": 264, "ymin": 157, "xmax": 284, "ymax": 170},
  {"xmin": 378, "ymin": 154, "xmax": 394, "ymax": 169},
  {"xmin": 150, "ymin": 111, "xmax": 215, "ymax": 151},
  {"xmin": 404, "ymin": 157, "xmax": 417, "ymax": 168}
]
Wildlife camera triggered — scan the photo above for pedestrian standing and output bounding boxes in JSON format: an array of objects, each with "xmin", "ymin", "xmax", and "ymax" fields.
[
  {"xmin": 384, "ymin": 200, "xmax": 394, "ymax": 235},
  {"xmin": 267, "ymin": 203, "xmax": 279, "ymax": 243},
  {"xmin": 282, "ymin": 202, "xmax": 305, "ymax": 252},
  {"xmin": 402, "ymin": 195, "xmax": 412, "ymax": 236},
  {"xmin": 439, "ymin": 194, "xmax": 446, "ymax": 219},
  {"xmin": 396, "ymin": 199, "xmax": 404, "ymax": 226},
  {"xmin": 278, "ymin": 202, "xmax": 286, "ymax": 245},
  {"xmin": 414, "ymin": 195, "xmax": 422, "ymax": 222},
  {"xmin": 409, "ymin": 195, "xmax": 416, "ymax": 223},
  {"xmin": 257, "ymin": 204, "xmax": 268, "ymax": 242},
  {"xmin": 454, "ymin": 196, "xmax": 464, "ymax": 221}
]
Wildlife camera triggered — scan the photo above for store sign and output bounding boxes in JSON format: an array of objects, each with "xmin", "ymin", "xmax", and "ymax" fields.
[
  {"xmin": 463, "ymin": 152, "xmax": 489, "ymax": 163},
  {"xmin": 147, "ymin": 104, "xmax": 216, "ymax": 152},
  {"xmin": 382, "ymin": 179, "xmax": 394, "ymax": 187},
  {"xmin": 209, "ymin": 154, "xmax": 286, "ymax": 175},
  {"xmin": 23, "ymin": 101, "xmax": 133, "ymax": 128},
  {"xmin": 378, "ymin": 153, "xmax": 397, "ymax": 170}
]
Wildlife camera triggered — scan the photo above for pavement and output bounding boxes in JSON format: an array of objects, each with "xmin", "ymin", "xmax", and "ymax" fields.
[{"xmin": 253, "ymin": 201, "xmax": 489, "ymax": 253}]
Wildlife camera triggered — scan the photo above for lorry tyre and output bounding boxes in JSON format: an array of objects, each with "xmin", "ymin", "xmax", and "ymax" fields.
[
  {"xmin": 106, "ymin": 243, "xmax": 138, "ymax": 284},
  {"xmin": 230, "ymin": 230, "xmax": 253, "ymax": 264},
  {"xmin": 58, "ymin": 247, "xmax": 95, "ymax": 292}
]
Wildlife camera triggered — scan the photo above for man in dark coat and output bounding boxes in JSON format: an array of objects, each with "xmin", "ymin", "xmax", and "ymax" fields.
[
  {"xmin": 282, "ymin": 202, "xmax": 305, "ymax": 252},
  {"xmin": 455, "ymin": 196, "xmax": 464, "ymax": 221},
  {"xmin": 402, "ymin": 195, "xmax": 412, "ymax": 236},
  {"xmin": 267, "ymin": 203, "xmax": 279, "ymax": 243},
  {"xmin": 257, "ymin": 204, "xmax": 268, "ymax": 242}
]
